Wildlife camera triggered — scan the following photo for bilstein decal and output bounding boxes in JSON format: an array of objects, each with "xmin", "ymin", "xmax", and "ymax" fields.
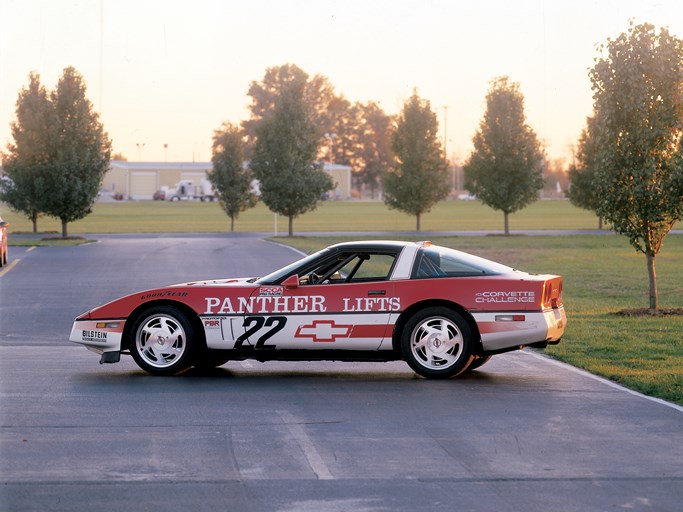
[{"xmin": 82, "ymin": 330, "xmax": 108, "ymax": 342}]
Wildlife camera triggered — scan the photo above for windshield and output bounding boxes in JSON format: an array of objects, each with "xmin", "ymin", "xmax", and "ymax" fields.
[{"xmin": 256, "ymin": 248, "xmax": 331, "ymax": 284}]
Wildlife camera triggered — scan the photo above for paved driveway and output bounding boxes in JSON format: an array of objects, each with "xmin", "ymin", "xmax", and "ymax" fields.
[{"xmin": 1, "ymin": 234, "xmax": 681, "ymax": 511}]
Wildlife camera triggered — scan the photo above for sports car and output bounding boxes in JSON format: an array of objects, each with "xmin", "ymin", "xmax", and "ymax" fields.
[{"xmin": 70, "ymin": 240, "xmax": 566, "ymax": 378}]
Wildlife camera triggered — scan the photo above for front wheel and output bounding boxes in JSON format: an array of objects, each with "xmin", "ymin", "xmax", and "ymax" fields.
[
  {"xmin": 401, "ymin": 307, "xmax": 474, "ymax": 379},
  {"xmin": 129, "ymin": 306, "xmax": 197, "ymax": 375},
  {"xmin": 465, "ymin": 355, "xmax": 492, "ymax": 373}
]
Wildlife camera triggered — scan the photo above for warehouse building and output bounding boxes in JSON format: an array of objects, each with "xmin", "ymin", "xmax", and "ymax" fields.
[{"xmin": 103, "ymin": 161, "xmax": 352, "ymax": 200}]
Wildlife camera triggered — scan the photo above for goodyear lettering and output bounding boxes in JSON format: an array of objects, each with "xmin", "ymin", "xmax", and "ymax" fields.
[
  {"xmin": 204, "ymin": 296, "xmax": 327, "ymax": 315},
  {"xmin": 475, "ymin": 291, "xmax": 535, "ymax": 304},
  {"xmin": 140, "ymin": 291, "xmax": 188, "ymax": 300}
]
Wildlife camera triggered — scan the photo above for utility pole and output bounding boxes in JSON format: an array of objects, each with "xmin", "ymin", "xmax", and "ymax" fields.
[
  {"xmin": 442, "ymin": 106, "xmax": 448, "ymax": 161},
  {"xmin": 99, "ymin": 0, "xmax": 104, "ymax": 115}
]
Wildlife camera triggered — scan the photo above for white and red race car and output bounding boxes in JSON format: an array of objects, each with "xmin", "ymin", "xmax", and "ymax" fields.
[{"xmin": 70, "ymin": 240, "xmax": 566, "ymax": 378}]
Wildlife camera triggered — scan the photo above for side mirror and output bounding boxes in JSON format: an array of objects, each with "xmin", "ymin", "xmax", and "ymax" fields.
[{"xmin": 282, "ymin": 274, "xmax": 299, "ymax": 289}]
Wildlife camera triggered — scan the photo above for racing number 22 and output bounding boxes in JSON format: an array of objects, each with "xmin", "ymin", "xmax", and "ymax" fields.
[{"xmin": 234, "ymin": 316, "xmax": 287, "ymax": 349}]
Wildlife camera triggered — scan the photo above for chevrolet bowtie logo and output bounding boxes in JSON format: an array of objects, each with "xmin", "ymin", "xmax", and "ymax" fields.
[{"xmin": 295, "ymin": 320, "xmax": 352, "ymax": 342}]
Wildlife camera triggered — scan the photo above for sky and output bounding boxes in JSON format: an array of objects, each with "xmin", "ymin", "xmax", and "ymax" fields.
[{"xmin": 1, "ymin": 0, "xmax": 682, "ymax": 165}]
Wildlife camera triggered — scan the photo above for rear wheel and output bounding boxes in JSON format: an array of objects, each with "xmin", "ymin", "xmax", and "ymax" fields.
[
  {"xmin": 129, "ymin": 306, "xmax": 197, "ymax": 375},
  {"xmin": 401, "ymin": 307, "xmax": 474, "ymax": 379}
]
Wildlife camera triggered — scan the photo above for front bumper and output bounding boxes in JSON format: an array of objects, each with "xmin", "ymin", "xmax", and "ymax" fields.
[{"xmin": 70, "ymin": 319, "xmax": 124, "ymax": 355}]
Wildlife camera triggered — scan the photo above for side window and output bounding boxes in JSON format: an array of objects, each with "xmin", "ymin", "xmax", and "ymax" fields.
[
  {"xmin": 415, "ymin": 251, "xmax": 446, "ymax": 278},
  {"xmin": 301, "ymin": 252, "xmax": 396, "ymax": 284},
  {"xmin": 413, "ymin": 247, "xmax": 491, "ymax": 278},
  {"xmin": 337, "ymin": 253, "xmax": 395, "ymax": 282}
]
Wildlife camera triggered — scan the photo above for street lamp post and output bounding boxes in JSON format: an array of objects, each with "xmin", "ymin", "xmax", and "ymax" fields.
[{"xmin": 136, "ymin": 143, "xmax": 145, "ymax": 161}]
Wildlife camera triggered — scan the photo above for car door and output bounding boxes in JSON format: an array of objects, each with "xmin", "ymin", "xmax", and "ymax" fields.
[{"xmin": 236, "ymin": 251, "xmax": 400, "ymax": 351}]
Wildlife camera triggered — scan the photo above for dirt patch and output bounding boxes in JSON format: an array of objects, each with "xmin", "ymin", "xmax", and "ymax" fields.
[{"xmin": 615, "ymin": 308, "xmax": 683, "ymax": 317}]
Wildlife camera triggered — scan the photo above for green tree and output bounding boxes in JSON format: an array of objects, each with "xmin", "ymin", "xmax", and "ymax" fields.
[
  {"xmin": 463, "ymin": 76, "xmax": 544, "ymax": 235},
  {"xmin": 348, "ymin": 101, "xmax": 393, "ymax": 199},
  {"xmin": 383, "ymin": 92, "xmax": 448, "ymax": 231},
  {"xmin": 249, "ymin": 75, "xmax": 333, "ymax": 236},
  {"xmin": 567, "ymin": 118, "xmax": 604, "ymax": 229},
  {"xmin": 39, "ymin": 67, "xmax": 111, "ymax": 237},
  {"xmin": 589, "ymin": 22, "xmax": 683, "ymax": 311},
  {"xmin": 243, "ymin": 64, "xmax": 343, "ymax": 159},
  {"xmin": 0, "ymin": 73, "xmax": 53, "ymax": 232},
  {"xmin": 208, "ymin": 122, "xmax": 257, "ymax": 232}
]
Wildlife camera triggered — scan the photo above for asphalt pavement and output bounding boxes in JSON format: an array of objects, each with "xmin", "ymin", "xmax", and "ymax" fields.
[{"xmin": 1, "ymin": 234, "xmax": 681, "ymax": 512}]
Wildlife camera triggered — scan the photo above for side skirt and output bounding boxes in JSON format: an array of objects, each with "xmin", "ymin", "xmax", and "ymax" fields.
[{"xmin": 203, "ymin": 348, "xmax": 402, "ymax": 363}]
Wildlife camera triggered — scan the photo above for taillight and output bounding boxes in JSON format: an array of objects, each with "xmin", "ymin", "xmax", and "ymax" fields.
[
  {"xmin": 543, "ymin": 279, "xmax": 563, "ymax": 309},
  {"xmin": 543, "ymin": 281, "xmax": 553, "ymax": 309}
]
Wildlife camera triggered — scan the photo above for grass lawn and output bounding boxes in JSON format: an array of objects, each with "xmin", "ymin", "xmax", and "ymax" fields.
[
  {"xmin": 3, "ymin": 198, "xmax": 606, "ymax": 235},
  {"xmin": 272, "ymin": 234, "xmax": 683, "ymax": 406}
]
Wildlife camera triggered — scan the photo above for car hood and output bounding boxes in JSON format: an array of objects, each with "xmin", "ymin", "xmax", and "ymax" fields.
[
  {"xmin": 76, "ymin": 277, "xmax": 261, "ymax": 321},
  {"xmin": 177, "ymin": 277, "xmax": 257, "ymax": 287}
]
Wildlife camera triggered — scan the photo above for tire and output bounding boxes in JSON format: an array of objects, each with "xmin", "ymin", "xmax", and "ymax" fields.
[
  {"xmin": 129, "ymin": 305, "xmax": 198, "ymax": 375},
  {"xmin": 193, "ymin": 353, "xmax": 229, "ymax": 370},
  {"xmin": 401, "ymin": 307, "xmax": 474, "ymax": 379},
  {"xmin": 464, "ymin": 355, "xmax": 492, "ymax": 373}
]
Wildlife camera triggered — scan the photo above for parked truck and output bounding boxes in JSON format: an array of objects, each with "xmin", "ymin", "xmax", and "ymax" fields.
[{"xmin": 164, "ymin": 179, "xmax": 215, "ymax": 201}]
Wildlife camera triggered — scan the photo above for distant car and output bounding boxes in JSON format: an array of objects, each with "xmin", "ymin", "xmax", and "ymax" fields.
[
  {"xmin": 70, "ymin": 241, "xmax": 566, "ymax": 378},
  {"xmin": 0, "ymin": 217, "xmax": 8, "ymax": 268}
]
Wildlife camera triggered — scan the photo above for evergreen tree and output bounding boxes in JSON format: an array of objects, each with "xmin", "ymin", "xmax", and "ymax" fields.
[
  {"xmin": 0, "ymin": 73, "xmax": 53, "ymax": 232},
  {"xmin": 383, "ymin": 92, "xmax": 448, "ymax": 231},
  {"xmin": 463, "ymin": 77, "xmax": 544, "ymax": 235},
  {"xmin": 249, "ymin": 75, "xmax": 333, "ymax": 236},
  {"xmin": 243, "ymin": 63, "xmax": 343, "ymax": 160},
  {"xmin": 567, "ymin": 118, "xmax": 603, "ymax": 229},
  {"xmin": 20, "ymin": 67, "xmax": 111, "ymax": 237},
  {"xmin": 349, "ymin": 102, "xmax": 393, "ymax": 199},
  {"xmin": 208, "ymin": 123, "xmax": 257, "ymax": 232}
]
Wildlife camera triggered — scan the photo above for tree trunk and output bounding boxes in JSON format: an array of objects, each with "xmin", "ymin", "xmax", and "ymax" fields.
[
  {"xmin": 288, "ymin": 216, "xmax": 294, "ymax": 237},
  {"xmin": 230, "ymin": 216, "xmax": 235, "ymax": 232},
  {"xmin": 416, "ymin": 213, "xmax": 421, "ymax": 232},
  {"xmin": 503, "ymin": 212, "xmax": 510, "ymax": 235},
  {"xmin": 646, "ymin": 250, "xmax": 658, "ymax": 311},
  {"xmin": 61, "ymin": 219, "xmax": 68, "ymax": 238},
  {"xmin": 31, "ymin": 211, "xmax": 38, "ymax": 233},
  {"xmin": 598, "ymin": 216, "xmax": 603, "ymax": 230}
]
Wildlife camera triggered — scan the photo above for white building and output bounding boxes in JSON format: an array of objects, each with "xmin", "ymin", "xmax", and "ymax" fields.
[{"xmin": 103, "ymin": 161, "xmax": 352, "ymax": 200}]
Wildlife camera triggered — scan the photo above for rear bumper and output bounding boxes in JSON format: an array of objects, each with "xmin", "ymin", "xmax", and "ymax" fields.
[{"xmin": 474, "ymin": 306, "xmax": 566, "ymax": 352}]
